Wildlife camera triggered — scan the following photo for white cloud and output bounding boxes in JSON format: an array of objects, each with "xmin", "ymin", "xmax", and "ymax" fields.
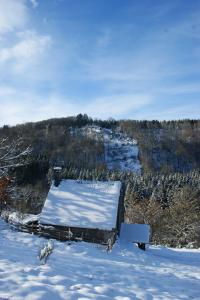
[
  {"xmin": 0, "ymin": 30, "xmax": 51, "ymax": 72},
  {"xmin": 30, "ymin": 0, "xmax": 38, "ymax": 9},
  {"xmin": 0, "ymin": 90, "xmax": 79, "ymax": 126},
  {"xmin": 81, "ymin": 7, "xmax": 200, "ymax": 90},
  {"xmin": 0, "ymin": 87, "xmax": 152, "ymax": 126},
  {"xmin": 135, "ymin": 104, "xmax": 200, "ymax": 121},
  {"xmin": 0, "ymin": 1, "xmax": 199, "ymax": 126},
  {"xmin": 0, "ymin": 0, "xmax": 28, "ymax": 35},
  {"xmin": 81, "ymin": 38, "xmax": 172, "ymax": 83},
  {"xmin": 1, "ymin": 89, "xmax": 199, "ymax": 126},
  {"xmin": 157, "ymin": 83, "xmax": 200, "ymax": 95},
  {"xmin": 0, "ymin": 0, "xmax": 52, "ymax": 75},
  {"xmin": 85, "ymin": 94, "xmax": 152, "ymax": 119}
]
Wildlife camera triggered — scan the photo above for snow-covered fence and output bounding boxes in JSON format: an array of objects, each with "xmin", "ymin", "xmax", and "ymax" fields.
[{"xmin": 7, "ymin": 220, "xmax": 116, "ymax": 248}]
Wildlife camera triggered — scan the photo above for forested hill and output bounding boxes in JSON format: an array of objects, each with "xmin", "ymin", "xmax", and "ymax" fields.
[
  {"xmin": 0, "ymin": 115, "xmax": 200, "ymax": 174},
  {"xmin": 120, "ymin": 119, "xmax": 200, "ymax": 174},
  {"xmin": 0, "ymin": 115, "xmax": 200, "ymax": 247}
]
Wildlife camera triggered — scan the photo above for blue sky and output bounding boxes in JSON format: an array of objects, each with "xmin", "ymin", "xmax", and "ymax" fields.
[{"xmin": 0, "ymin": 0, "xmax": 200, "ymax": 126}]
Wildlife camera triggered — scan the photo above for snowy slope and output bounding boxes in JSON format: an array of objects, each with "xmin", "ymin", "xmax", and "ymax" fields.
[
  {"xmin": 40, "ymin": 180, "xmax": 121, "ymax": 229},
  {"xmin": 103, "ymin": 128, "xmax": 141, "ymax": 173},
  {"xmin": 75, "ymin": 125, "xmax": 141, "ymax": 173},
  {"xmin": 0, "ymin": 218, "xmax": 200, "ymax": 300}
]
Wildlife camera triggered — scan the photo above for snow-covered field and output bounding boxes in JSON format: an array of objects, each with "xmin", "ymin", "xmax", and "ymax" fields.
[{"xmin": 0, "ymin": 219, "xmax": 199, "ymax": 300}]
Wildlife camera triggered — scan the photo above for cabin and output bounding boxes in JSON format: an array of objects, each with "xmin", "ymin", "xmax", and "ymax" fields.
[
  {"xmin": 39, "ymin": 179, "xmax": 124, "ymax": 246},
  {"xmin": 5, "ymin": 179, "xmax": 151, "ymax": 250}
]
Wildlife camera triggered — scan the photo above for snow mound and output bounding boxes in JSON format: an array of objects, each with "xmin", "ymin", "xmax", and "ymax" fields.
[
  {"xmin": 9, "ymin": 212, "xmax": 39, "ymax": 225},
  {"xmin": 1, "ymin": 211, "xmax": 39, "ymax": 225}
]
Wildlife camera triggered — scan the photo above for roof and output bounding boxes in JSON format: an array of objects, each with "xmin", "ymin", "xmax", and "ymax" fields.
[
  {"xmin": 53, "ymin": 166, "xmax": 62, "ymax": 170},
  {"xmin": 120, "ymin": 223, "xmax": 150, "ymax": 243},
  {"xmin": 39, "ymin": 180, "xmax": 121, "ymax": 230}
]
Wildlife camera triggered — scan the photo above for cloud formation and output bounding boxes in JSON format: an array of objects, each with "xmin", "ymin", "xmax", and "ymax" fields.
[
  {"xmin": 0, "ymin": 0, "xmax": 199, "ymax": 126},
  {"xmin": 0, "ymin": 88, "xmax": 152, "ymax": 126},
  {"xmin": 0, "ymin": 0, "xmax": 27, "ymax": 35},
  {"xmin": 0, "ymin": 30, "xmax": 51, "ymax": 72},
  {"xmin": 29, "ymin": 0, "xmax": 38, "ymax": 9}
]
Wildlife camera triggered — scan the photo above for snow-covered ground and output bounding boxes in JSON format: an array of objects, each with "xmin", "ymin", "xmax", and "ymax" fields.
[{"xmin": 0, "ymin": 218, "xmax": 199, "ymax": 300}]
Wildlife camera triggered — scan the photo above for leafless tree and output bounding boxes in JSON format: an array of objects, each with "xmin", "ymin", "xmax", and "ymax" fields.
[
  {"xmin": 0, "ymin": 138, "xmax": 31, "ymax": 178},
  {"xmin": 0, "ymin": 138, "xmax": 31, "ymax": 211}
]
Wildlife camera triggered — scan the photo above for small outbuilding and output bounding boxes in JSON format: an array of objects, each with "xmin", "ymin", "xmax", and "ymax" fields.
[
  {"xmin": 120, "ymin": 223, "xmax": 150, "ymax": 250},
  {"xmin": 39, "ymin": 179, "xmax": 124, "ymax": 245}
]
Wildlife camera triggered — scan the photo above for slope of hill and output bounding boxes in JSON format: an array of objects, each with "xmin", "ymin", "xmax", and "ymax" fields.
[
  {"xmin": 75, "ymin": 125, "xmax": 141, "ymax": 172},
  {"xmin": 103, "ymin": 128, "xmax": 141, "ymax": 172},
  {"xmin": 0, "ymin": 219, "xmax": 199, "ymax": 300},
  {"xmin": 0, "ymin": 116, "xmax": 200, "ymax": 247},
  {"xmin": 120, "ymin": 119, "xmax": 200, "ymax": 173},
  {"xmin": 1, "ymin": 116, "xmax": 200, "ymax": 174}
]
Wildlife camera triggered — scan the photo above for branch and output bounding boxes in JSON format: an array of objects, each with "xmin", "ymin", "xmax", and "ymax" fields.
[{"xmin": 0, "ymin": 138, "xmax": 32, "ymax": 177}]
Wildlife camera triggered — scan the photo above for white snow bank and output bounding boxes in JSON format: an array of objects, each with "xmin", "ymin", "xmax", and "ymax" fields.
[
  {"xmin": 120, "ymin": 223, "xmax": 150, "ymax": 243},
  {"xmin": 1, "ymin": 211, "xmax": 39, "ymax": 225},
  {"xmin": 0, "ymin": 218, "xmax": 200, "ymax": 300},
  {"xmin": 40, "ymin": 180, "xmax": 121, "ymax": 230},
  {"xmin": 9, "ymin": 212, "xmax": 39, "ymax": 225}
]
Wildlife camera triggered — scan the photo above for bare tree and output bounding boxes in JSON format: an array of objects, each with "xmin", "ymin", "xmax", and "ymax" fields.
[
  {"xmin": 0, "ymin": 138, "xmax": 31, "ymax": 178},
  {"xmin": 0, "ymin": 138, "xmax": 31, "ymax": 211}
]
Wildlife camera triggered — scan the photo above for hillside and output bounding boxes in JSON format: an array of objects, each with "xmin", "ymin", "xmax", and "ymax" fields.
[
  {"xmin": 119, "ymin": 119, "xmax": 200, "ymax": 173},
  {"xmin": 0, "ymin": 116, "xmax": 200, "ymax": 247},
  {"xmin": 0, "ymin": 218, "xmax": 199, "ymax": 300},
  {"xmin": 1, "ymin": 116, "xmax": 200, "ymax": 174},
  {"xmin": 71, "ymin": 125, "xmax": 141, "ymax": 172}
]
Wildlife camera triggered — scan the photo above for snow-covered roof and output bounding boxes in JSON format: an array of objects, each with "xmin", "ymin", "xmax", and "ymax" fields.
[
  {"xmin": 39, "ymin": 180, "xmax": 121, "ymax": 230},
  {"xmin": 53, "ymin": 166, "xmax": 62, "ymax": 170},
  {"xmin": 120, "ymin": 223, "xmax": 150, "ymax": 243}
]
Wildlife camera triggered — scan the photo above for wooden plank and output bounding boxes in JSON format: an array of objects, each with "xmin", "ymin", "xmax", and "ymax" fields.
[{"xmin": 10, "ymin": 221, "xmax": 117, "ymax": 247}]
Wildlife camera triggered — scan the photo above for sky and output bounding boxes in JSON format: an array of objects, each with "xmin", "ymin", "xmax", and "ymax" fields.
[{"xmin": 0, "ymin": 0, "xmax": 200, "ymax": 126}]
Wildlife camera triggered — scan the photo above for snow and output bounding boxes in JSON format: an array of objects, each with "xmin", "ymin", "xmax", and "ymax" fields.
[
  {"xmin": 104, "ymin": 130, "xmax": 141, "ymax": 173},
  {"xmin": 0, "ymin": 218, "xmax": 200, "ymax": 300},
  {"xmin": 40, "ymin": 180, "xmax": 121, "ymax": 230},
  {"xmin": 7, "ymin": 212, "xmax": 39, "ymax": 225},
  {"xmin": 103, "ymin": 128, "xmax": 141, "ymax": 173},
  {"xmin": 70, "ymin": 125, "xmax": 141, "ymax": 173},
  {"xmin": 120, "ymin": 223, "xmax": 150, "ymax": 243},
  {"xmin": 53, "ymin": 166, "xmax": 62, "ymax": 171}
]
